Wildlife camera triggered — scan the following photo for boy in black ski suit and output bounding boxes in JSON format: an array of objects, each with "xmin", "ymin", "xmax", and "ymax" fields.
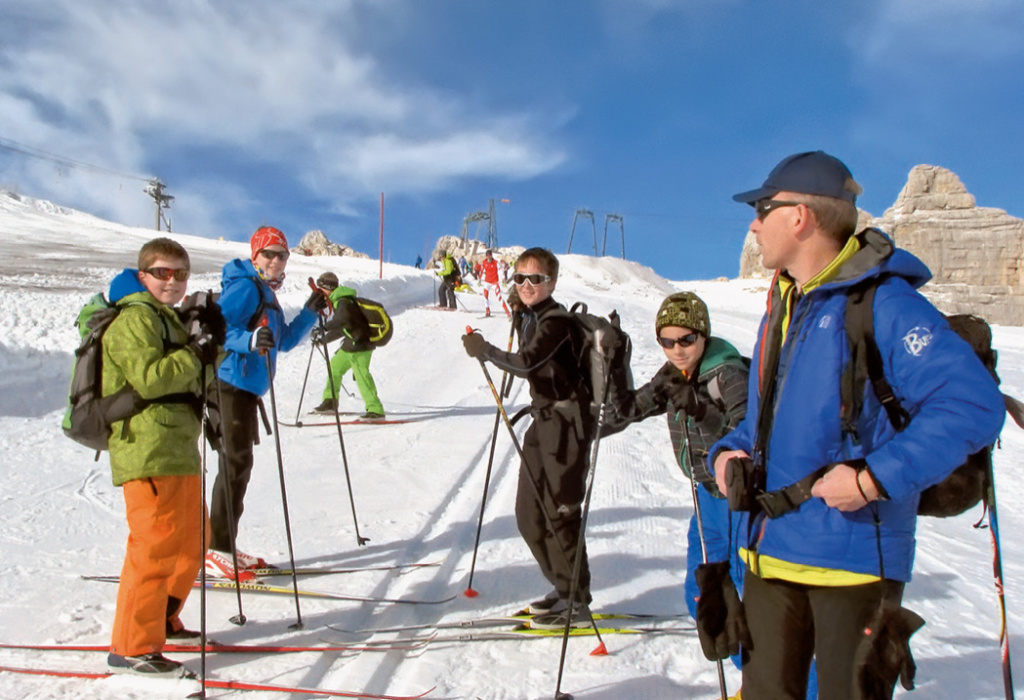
[{"xmin": 462, "ymin": 247, "xmax": 595, "ymax": 628}]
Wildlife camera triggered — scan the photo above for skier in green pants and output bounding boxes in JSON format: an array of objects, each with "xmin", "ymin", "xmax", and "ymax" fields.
[{"xmin": 311, "ymin": 272, "xmax": 389, "ymax": 421}]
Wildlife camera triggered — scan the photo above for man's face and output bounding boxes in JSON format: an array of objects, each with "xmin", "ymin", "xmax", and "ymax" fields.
[
  {"xmin": 513, "ymin": 258, "xmax": 555, "ymax": 308},
  {"xmin": 750, "ymin": 192, "xmax": 802, "ymax": 272},
  {"xmin": 254, "ymin": 245, "xmax": 290, "ymax": 278},
  {"xmin": 658, "ymin": 325, "xmax": 705, "ymax": 375},
  {"xmin": 138, "ymin": 256, "xmax": 189, "ymax": 306}
]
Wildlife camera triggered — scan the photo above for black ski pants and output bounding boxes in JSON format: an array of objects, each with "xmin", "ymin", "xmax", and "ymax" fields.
[
  {"xmin": 742, "ymin": 571, "xmax": 900, "ymax": 700},
  {"xmin": 207, "ymin": 381, "xmax": 261, "ymax": 554},
  {"xmin": 515, "ymin": 407, "xmax": 592, "ymax": 604},
  {"xmin": 438, "ymin": 276, "xmax": 457, "ymax": 309}
]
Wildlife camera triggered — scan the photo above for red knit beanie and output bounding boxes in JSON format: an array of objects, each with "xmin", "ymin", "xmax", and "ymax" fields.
[{"xmin": 250, "ymin": 226, "xmax": 288, "ymax": 259}]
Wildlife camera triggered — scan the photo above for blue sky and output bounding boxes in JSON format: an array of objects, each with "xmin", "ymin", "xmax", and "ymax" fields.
[{"xmin": 1, "ymin": 0, "xmax": 1022, "ymax": 281}]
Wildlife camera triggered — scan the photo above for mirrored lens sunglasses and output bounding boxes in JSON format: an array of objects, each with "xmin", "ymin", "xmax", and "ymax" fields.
[
  {"xmin": 754, "ymin": 199, "xmax": 803, "ymax": 221},
  {"xmin": 512, "ymin": 272, "xmax": 551, "ymax": 286},
  {"xmin": 657, "ymin": 332, "xmax": 700, "ymax": 349},
  {"xmin": 144, "ymin": 267, "xmax": 190, "ymax": 281}
]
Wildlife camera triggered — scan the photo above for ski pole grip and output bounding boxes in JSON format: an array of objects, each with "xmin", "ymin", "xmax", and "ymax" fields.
[
  {"xmin": 307, "ymin": 276, "xmax": 319, "ymax": 292},
  {"xmin": 466, "ymin": 325, "xmax": 474, "ymax": 334}
]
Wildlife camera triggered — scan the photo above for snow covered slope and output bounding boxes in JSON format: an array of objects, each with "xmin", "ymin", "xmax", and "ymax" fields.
[{"xmin": 0, "ymin": 189, "xmax": 1022, "ymax": 699}]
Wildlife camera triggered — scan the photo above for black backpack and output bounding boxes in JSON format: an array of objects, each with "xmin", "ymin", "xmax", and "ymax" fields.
[
  {"xmin": 842, "ymin": 281, "xmax": 999, "ymax": 518},
  {"xmin": 566, "ymin": 302, "xmax": 634, "ymax": 425}
]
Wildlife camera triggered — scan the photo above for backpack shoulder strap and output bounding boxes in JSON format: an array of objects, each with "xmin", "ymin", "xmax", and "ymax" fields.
[{"xmin": 841, "ymin": 277, "xmax": 911, "ymax": 436}]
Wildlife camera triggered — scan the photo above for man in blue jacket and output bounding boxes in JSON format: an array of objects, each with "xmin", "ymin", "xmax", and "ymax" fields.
[
  {"xmin": 709, "ymin": 151, "xmax": 1005, "ymax": 699},
  {"xmin": 205, "ymin": 226, "xmax": 326, "ymax": 581}
]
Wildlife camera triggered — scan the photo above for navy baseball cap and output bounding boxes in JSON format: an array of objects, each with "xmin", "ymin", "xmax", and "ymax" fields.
[{"xmin": 732, "ymin": 151, "xmax": 859, "ymax": 205}]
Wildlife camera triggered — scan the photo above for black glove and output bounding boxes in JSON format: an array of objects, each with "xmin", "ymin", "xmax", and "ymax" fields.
[
  {"xmin": 305, "ymin": 288, "xmax": 329, "ymax": 313},
  {"xmin": 188, "ymin": 333, "xmax": 220, "ymax": 366},
  {"xmin": 695, "ymin": 561, "xmax": 751, "ymax": 661},
  {"xmin": 196, "ymin": 302, "xmax": 227, "ymax": 346},
  {"xmin": 253, "ymin": 326, "xmax": 275, "ymax": 352},
  {"xmin": 653, "ymin": 364, "xmax": 704, "ymax": 418},
  {"xmin": 855, "ymin": 605, "xmax": 925, "ymax": 698},
  {"xmin": 177, "ymin": 291, "xmax": 226, "ymax": 345},
  {"xmin": 462, "ymin": 332, "xmax": 489, "ymax": 360}
]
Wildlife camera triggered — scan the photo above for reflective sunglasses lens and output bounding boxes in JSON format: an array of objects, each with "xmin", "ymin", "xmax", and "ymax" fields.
[
  {"xmin": 146, "ymin": 267, "xmax": 189, "ymax": 281},
  {"xmin": 513, "ymin": 273, "xmax": 549, "ymax": 286},
  {"xmin": 657, "ymin": 333, "xmax": 699, "ymax": 348}
]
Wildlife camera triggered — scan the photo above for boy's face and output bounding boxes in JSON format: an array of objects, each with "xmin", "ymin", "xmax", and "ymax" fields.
[
  {"xmin": 513, "ymin": 258, "xmax": 555, "ymax": 308},
  {"xmin": 658, "ymin": 325, "xmax": 705, "ymax": 375},
  {"xmin": 138, "ymin": 255, "xmax": 189, "ymax": 306}
]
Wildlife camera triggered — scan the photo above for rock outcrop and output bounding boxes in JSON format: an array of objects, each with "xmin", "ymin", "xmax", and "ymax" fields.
[
  {"xmin": 872, "ymin": 166, "xmax": 1024, "ymax": 325},
  {"xmin": 292, "ymin": 230, "xmax": 369, "ymax": 259},
  {"xmin": 738, "ymin": 165, "xmax": 1024, "ymax": 326}
]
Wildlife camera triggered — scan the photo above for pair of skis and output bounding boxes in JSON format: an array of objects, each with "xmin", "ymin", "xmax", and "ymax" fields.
[{"xmin": 0, "ymin": 663, "xmax": 432, "ymax": 699}]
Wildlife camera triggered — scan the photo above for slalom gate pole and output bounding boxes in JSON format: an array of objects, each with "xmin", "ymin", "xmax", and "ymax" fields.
[
  {"xmin": 681, "ymin": 419, "xmax": 729, "ymax": 700},
  {"xmin": 553, "ymin": 344, "xmax": 615, "ymax": 700},
  {"xmin": 211, "ymin": 378, "xmax": 247, "ymax": 626},
  {"xmin": 316, "ymin": 330, "xmax": 369, "ymax": 546},
  {"xmin": 263, "ymin": 352, "xmax": 304, "ymax": 629},
  {"xmin": 466, "ymin": 327, "xmax": 606, "ymax": 648},
  {"xmin": 292, "ymin": 341, "xmax": 316, "ymax": 425},
  {"xmin": 464, "ymin": 319, "xmax": 517, "ymax": 597},
  {"xmin": 986, "ymin": 460, "xmax": 1015, "ymax": 700}
]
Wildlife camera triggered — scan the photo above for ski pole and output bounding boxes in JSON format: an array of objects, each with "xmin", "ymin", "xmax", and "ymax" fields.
[
  {"xmin": 553, "ymin": 340, "xmax": 618, "ymax": 700},
  {"xmin": 465, "ymin": 327, "xmax": 606, "ymax": 648},
  {"xmin": 292, "ymin": 341, "xmax": 316, "ymax": 425},
  {"xmin": 680, "ymin": 417, "xmax": 730, "ymax": 700},
  {"xmin": 315, "ymin": 327, "xmax": 369, "ymax": 546},
  {"xmin": 198, "ymin": 375, "xmax": 209, "ymax": 696},
  {"xmin": 211, "ymin": 378, "xmax": 247, "ymax": 627},
  {"xmin": 464, "ymin": 318, "xmax": 517, "ymax": 597},
  {"xmin": 263, "ymin": 352, "xmax": 304, "ymax": 629},
  {"xmin": 985, "ymin": 459, "xmax": 1014, "ymax": 699}
]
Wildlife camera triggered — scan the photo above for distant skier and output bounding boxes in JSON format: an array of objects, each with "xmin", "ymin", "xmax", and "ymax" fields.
[
  {"xmin": 436, "ymin": 251, "xmax": 459, "ymax": 309},
  {"xmin": 478, "ymin": 249, "xmax": 510, "ymax": 318},
  {"xmin": 310, "ymin": 272, "xmax": 389, "ymax": 421}
]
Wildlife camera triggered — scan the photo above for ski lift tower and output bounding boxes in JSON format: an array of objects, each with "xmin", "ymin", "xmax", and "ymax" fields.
[
  {"xmin": 602, "ymin": 213, "xmax": 625, "ymax": 259},
  {"xmin": 459, "ymin": 198, "xmax": 501, "ymax": 252},
  {"xmin": 144, "ymin": 179, "xmax": 174, "ymax": 232},
  {"xmin": 566, "ymin": 208, "xmax": 597, "ymax": 255}
]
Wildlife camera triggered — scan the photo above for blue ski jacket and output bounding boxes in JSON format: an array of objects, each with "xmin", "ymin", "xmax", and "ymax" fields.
[
  {"xmin": 710, "ymin": 229, "xmax": 1005, "ymax": 582},
  {"xmin": 215, "ymin": 258, "xmax": 317, "ymax": 397}
]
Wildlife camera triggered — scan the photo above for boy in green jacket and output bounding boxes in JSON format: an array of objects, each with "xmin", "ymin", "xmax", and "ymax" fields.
[{"xmin": 103, "ymin": 237, "xmax": 221, "ymax": 678}]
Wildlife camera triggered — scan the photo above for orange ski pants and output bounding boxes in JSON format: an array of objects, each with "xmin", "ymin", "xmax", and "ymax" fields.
[{"xmin": 110, "ymin": 474, "xmax": 208, "ymax": 656}]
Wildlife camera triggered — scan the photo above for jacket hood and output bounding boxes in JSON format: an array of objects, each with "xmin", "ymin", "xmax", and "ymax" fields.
[
  {"xmin": 830, "ymin": 228, "xmax": 932, "ymax": 292},
  {"xmin": 329, "ymin": 285, "xmax": 357, "ymax": 303},
  {"xmin": 108, "ymin": 268, "xmax": 146, "ymax": 303},
  {"xmin": 698, "ymin": 337, "xmax": 746, "ymax": 378},
  {"xmin": 221, "ymin": 258, "xmax": 260, "ymax": 286}
]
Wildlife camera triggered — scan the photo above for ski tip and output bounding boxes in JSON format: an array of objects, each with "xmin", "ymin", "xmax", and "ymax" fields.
[
  {"xmin": 463, "ymin": 588, "xmax": 479, "ymax": 598},
  {"xmin": 590, "ymin": 642, "xmax": 608, "ymax": 656}
]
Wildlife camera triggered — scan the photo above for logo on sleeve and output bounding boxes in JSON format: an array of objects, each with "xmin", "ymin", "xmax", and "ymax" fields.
[{"xmin": 903, "ymin": 326, "xmax": 933, "ymax": 356}]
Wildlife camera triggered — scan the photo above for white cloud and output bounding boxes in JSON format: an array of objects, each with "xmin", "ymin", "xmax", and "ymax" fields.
[
  {"xmin": 0, "ymin": 0, "xmax": 567, "ymax": 233},
  {"xmin": 853, "ymin": 0, "xmax": 1024, "ymax": 69}
]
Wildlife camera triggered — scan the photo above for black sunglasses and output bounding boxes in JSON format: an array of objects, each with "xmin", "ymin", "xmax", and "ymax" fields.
[
  {"xmin": 144, "ymin": 267, "xmax": 190, "ymax": 281},
  {"xmin": 755, "ymin": 199, "xmax": 803, "ymax": 221},
  {"xmin": 657, "ymin": 332, "xmax": 700, "ymax": 349},
  {"xmin": 259, "ymin": 248, "xmax": 290, "ymax": 261},
  {"xmin": 512, "ymin": 272, "xmax": 552, "ymax": 286}
]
